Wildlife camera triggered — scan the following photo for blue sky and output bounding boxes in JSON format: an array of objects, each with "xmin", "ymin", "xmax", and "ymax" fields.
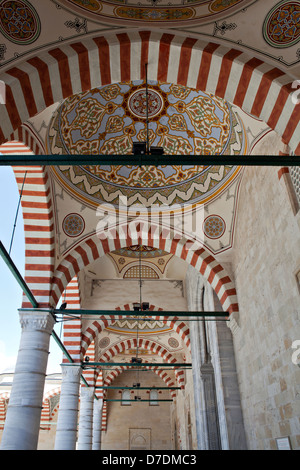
[{"xmin": 0, "ymin": 166, "xmax": 62, "ymax": 374}]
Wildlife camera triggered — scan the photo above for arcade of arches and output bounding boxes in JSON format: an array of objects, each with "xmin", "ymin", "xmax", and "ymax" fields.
[{"xmin": 0, "ymin": 0, "xmax": 300, "ymax": 451}]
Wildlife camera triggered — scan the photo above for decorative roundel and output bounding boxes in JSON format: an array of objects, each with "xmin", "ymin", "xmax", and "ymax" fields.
[
  {"xmin": 62, "ymin": 213, "xmax": 85, "ymax": 238},
  {"xmin": 0, "ymin": 0, "xmax": 41, "ymax": 45},
  {"xmin": 168, "ymin": 337, "xmax": 179, "ymax": 349},
  {"xmin": 128, "ymin": 88, "xmax": 164, "ymax": 119},
  {"xmin": 99, "ymin": 336, "xmax": 110, "ymax": 349},
  {"xmin": 263, "ymin": 1, "xmax": 300, "ymax": 48},
  {"xmin": 203, "ymin": 215, "xmax": 226, "ymax": 239}
]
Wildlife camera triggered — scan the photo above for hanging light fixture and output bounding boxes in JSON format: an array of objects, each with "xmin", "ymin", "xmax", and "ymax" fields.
[{"xmin": 132, "ymin": 64, "xmax": 164, "ymax": 156}]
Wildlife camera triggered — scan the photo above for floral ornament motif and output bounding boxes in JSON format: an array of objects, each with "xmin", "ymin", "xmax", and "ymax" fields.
[
  {"xmin": 114, "ymin": 6, "xmax": 195, "ymax": 21},
  {"xmin": 209, "ymin": 0, "xmax": 242, "ymax": 13},
  {"xmin": 48, "ymin": 81, "xmax": 244, "ymax": 208},
  {"xmin": 263, "ymin": 1, "xmax": 300, "ymax": 48},
  {"xmin": 62, "ymin": 213, "xmax": 85, "ymax": 237},
  {"xmin": 0, "ymin": 0, "xmax": 41, "ymax": 45},
  {"xmin": 203, "ymin": 215, "xmax": 226, "ymax": 239}
]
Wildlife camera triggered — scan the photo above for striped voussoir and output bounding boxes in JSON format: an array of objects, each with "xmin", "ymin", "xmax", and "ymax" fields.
[
  {"xmin": 61, "ymin": 276, "xmax": 82, "ymax": 364},
  {"xmin": 0, "ymin": 30, "xmax": 299, "ymax": 152},
  {"xmin": 40, "ymin": 388, "xmax": 61, "ymax": 431},
  {"xmin": 103, "ymin": 364, "xmax": 178, "ymax": 399},
  {"xmin": 0, "ymin": 393, "xmax": 10, "ymax": 431},
  {"xmin": 0, "ymin": 142, "xmax": 54, "ymax": 308},
  {"xmin": 51, "ymin": 228, "xmax": 238, "ymax": 316},
  {"xmin": 80, "ymin": 303, "xmax": 189, "ymax": 358},
  {"xmin": 98, "ymin": 337, "xmax": 185, "ymax": 388}
]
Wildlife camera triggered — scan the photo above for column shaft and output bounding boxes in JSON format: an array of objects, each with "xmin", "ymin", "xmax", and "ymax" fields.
[
  {"xmin": 77, "ymin": 387, "xmax": 95, "ymax": 450},
  {"xmin": 0, "ymin": 310, "xmax": 55, "ymax": 450},
  {"xmin": 54, "ymin": 364, "xmax": 82, "ymax": 450},
  {"xmin": 92, "ymin": 398, "xmax": 103, "ymax": 450}
]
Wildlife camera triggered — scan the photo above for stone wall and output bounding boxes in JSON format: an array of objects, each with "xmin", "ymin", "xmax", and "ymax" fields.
[
  {"xmin": 231, "ymin": 166, "xmax": 300, "ymax": 450},
  {"xmin": 101, "ymin": 370, "xmax": 173, "ymax": 450}
]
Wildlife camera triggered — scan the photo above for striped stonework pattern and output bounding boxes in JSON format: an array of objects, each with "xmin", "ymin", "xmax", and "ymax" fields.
[
  {"xmin": 103, "ymin": 365, "xmax": 177, "ymax": 399},
  {"xmin": 40, "ymin": 388, "xmax": 60, "ymax": 431},
  {"xmin": 51, "ymin": 228, "xmax": 238, "ymax": 316},
  {"xmin": 62, "ymin": 276, "xmax": 82, "ymax": 364},
  {"xmin": 0, "ymin": 142, "xmax": 55, "ymax": 308},
  {"xmin": 0, "ymin": 31, "xmax": 299, "ymax": 152},
  {"xmin": 0, "ymin": 393, "xmax": 9, "ymax": 430},
  {"xmin": 82, "ymin": 341, "xmax": 96, "ymax": 387}
]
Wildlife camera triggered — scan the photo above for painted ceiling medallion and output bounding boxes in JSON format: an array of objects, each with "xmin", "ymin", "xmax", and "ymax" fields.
[
  {"xmin": 203, "ymin": 214, "xmax": 226, "ymax": 239},
  {"xmin": 62, "ymin": 213, "xmax": 85, "ymax": 237},
  {"xmin": 48, "ymin": 81, "xmax": 245, "ymax": 208},
  {"xmin": 263, "ymin": 1, "xmax": 300, "ymax": 48},
  {"xmin": 128, "ymin": 88, "xmax": 164, "ymax": 119},
  {"xmin": 0, "ymin": 0, "xmax": 41, "ymax": 45}
]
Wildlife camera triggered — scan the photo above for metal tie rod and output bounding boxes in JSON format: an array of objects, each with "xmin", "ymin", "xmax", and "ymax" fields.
[
  {"xmin": 81, "ymin": 362, "xmax": 192, "ymax": 367},
  {"xmin": 51, "ymin": 308, "xmax": 228, "ymax": 317},
  {"xmin": 0, "ymin": 154, "xmax": 299, "ymax": 166}
]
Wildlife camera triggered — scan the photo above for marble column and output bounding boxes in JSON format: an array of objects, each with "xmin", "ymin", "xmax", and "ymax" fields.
[
  {"xmin": 92, "ymin": 398, "xmax": 103, "ymax": 450},
  {"xmin": 77, "ymin": 386, "xmax": 95, "ymax": 450},
  {"xmin": 206, "ymin": 283, "xmax": 247, "ymax": 450},
  {"xmin": 186, "ymin": 267, "xmax": 210, "ymax": 449},
  {"xmin": 54, "ymin": 364, "xmax": 82, "ymax": 450},
  {"xmin": 0, "ymin": 310, "xmax": 55, "ymax": 450}
]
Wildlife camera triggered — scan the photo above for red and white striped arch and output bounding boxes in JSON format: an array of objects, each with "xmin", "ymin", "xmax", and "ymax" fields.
[
  {"xmin": 98, "ymin": 337, "xmax": 185, "ymax": 388},
  {"xmin": 116, "ymin": 303, "xmax": 190, "ymax": 347},
  {"xmin": 0, "ymin": 30, "xmax": 299, "ymax": 152},
  {"xmin": 0, "ymin": 393, "xmax": 10, "ymax": 431},
  {"xmin": 51, "ymin": 227, "xmax": 238, "ymax": 315},
  {"xmin": 80, "ymin": 303, "xmax": 190, "ymax": 359},
  {"xmin": 40, "ymin": 388, "xmax": 61, "ymax": 431},
  {"xmin": 0, "ymin": 142, "xmax": 54, "ymax": 308},
  {"xmin": 61, "ymin": 276, "xmax": 82, "ymax": 364},
  {"xmin": 103, "ymin": 364, "xmax": 178, "ymax": 399}
]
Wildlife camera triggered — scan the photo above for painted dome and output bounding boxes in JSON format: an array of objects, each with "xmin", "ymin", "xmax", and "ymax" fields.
[
  {"xmin": 55, "ymin": 0, "xmax": 255, "ymax": 27},
  {"xmin": 48, "ymin": 81, "xmax": 245, "ymax": 208}
]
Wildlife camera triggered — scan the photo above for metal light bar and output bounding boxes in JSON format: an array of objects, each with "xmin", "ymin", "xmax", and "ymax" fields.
[
  {"xmin": 104, "ymin": 399, "xmax": 173, "ymax": 402},
  {"xmin": 52, "ymin": 308, "xmax": 228, "ymax": 318},
  {"xmin": 95, "ymin": 367, "xmax": 192, "ymax": 371},
  {"xmin": 0, "ymin": 154, "xmax": 299, "ymax": 166},
  {"xmin": 96, "ymin": 386, "xmax": 181, "ymax": 390},
  {"xmin": 82, "ymin": 362, "xmax": 191, "ymax": 367},
  {"xmin": 0, "ymin": 240, "xmax": 39, "ymax": 308}
]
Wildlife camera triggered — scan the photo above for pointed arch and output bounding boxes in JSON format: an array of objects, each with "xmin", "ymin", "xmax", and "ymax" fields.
[
  {"xmin": 103, "ymin": 364, "xmax": 178, "ymax": 399},
  {"xmin": 0, "ymin": 30, "xmax": 299, "ymax": 152},
  {"xmin": 51, "ymin": 225, "xmax": 238, "ymax": 315},
  {"xmin": 98, "ymin": 337, "xmax": 186, "ymax": 388}
]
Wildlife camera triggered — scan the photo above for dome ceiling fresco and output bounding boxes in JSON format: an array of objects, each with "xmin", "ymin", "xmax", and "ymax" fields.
[{"xmin": 48, "ymin": 80, "xmax": 245, "ymax": 208}]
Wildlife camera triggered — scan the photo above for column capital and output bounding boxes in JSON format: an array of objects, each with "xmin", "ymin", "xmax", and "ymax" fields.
[{"xmin": 19, "ymin": 310, "xmax": 55, "ymax": 334}]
